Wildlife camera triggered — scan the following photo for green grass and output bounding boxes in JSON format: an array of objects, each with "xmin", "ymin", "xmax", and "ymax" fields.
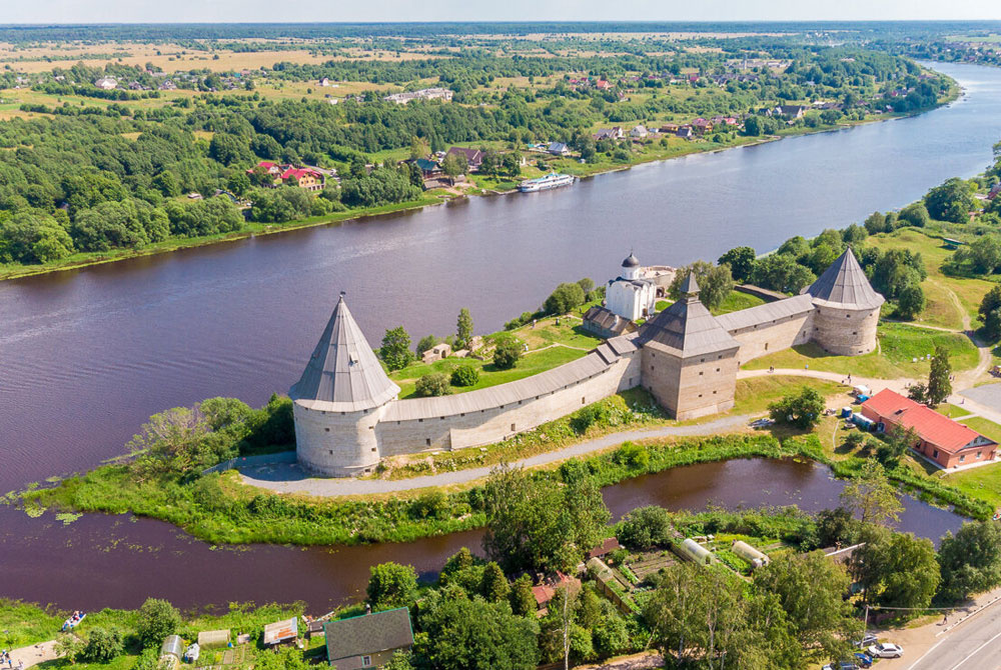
[
  {"xmin": 711, "ymin": 290, "xmax": 766, "ymax": 316},
  {"xmin": 391, "ymin": 345, "xmax": 587, "ymax": 398},
  {"xmin": 732, "ymin": 376, "xmax": 848, "ymax": 415},
  {"xmin": 742, "ymin": 322, "xmax": 979, "ymax": 378},
  {"xmin": 0, "ymin": 599, "xmax": 62, "ymax": 648},
  {"xmin": 942, "ymin": 459, "xmax": 1001, "ymax": 514},
  {"xmin": 936, "ymin": 403, "xmax": 973, "ymax": 419}
]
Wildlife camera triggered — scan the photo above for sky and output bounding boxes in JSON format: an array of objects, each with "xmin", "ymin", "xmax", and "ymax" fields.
[{"xmin": 9, "ymin": 0, "xmax": 1001, "ymax": 24}]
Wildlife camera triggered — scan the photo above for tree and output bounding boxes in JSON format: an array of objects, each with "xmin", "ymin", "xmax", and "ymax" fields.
[
  {"xmin": 924, "ymin": 177, "xmax": 975, "ymax": 223},
  {"xmin": 416, "ymin": 334, "xmax": 439, "ymax": 356},
  {"xmin": 955, "ymin": 235, "xmax": 1001, "ymax": 274},
  {"xmin": 617, "ymin": 505, "xmax": 673, "ymax": 550},
  {"xmin": 380, "ymin": 326, "xmax": 414, "ymax": 371},
  {"xmin": 367, "ymin": 562, "xmax": 418, "ymax": 610},
  {"xmin": 54, "ymin": 634, "xmax": 84, "ymax": 663},
  {"xmin": 979, "ymin": 286, "xmax": 1001, "ymax": 341},
  {"xmin": 927, "ymin": 344, "xmax": 952, "ymax": 406},
  {"xmin": 768, "ymin": 386, "xmax": 825, "ymax": 430},
  {"xmin": 717, "ymin": 246, "xmax": 756, "ymax": 283},
  {"xmin": 668, "ymin": 261, "xmax": 734, "ymax": 310},
  {"xmin": 137, "ymin": 598, "xmax": 181, "ymax": 649},
  {"xmin": 456, "ymin": 307, "xmax": 474, "ymax": 349},
  {"xmin": 899, "ymin": 202, "xmax": 930, "ymax": 227},
  {"xmin": 0, "ymin": 212, "xmax": 74, "ymax": 264},
  {"xmin": 416, "ymin": 594, "xmax": 539, "ymax": 670},
  {"xmin": 481, "ymin": 561, "xmax": 511, "ymax": 602},
  {"xmin": 938, "ymin": 521, "xmax": 1001, "ymax": 603},
  {"xmin": 416, "ymin": 372, "xmax": 451, "ymax": 397},
  {"xmin": 814, "ymin": 507, "xmax": 858, "ymax": 549},
  {"xmin": 851, "ymin": 528, "xmax": 939, "ymax": 609},
  {"xmin": 839, "ymin": 459, "xmax": 903, "ymax": 527},
  {"xmin": 750, "ymin": 253, "xmax": 816, "ymax": 294},
  {"xmin": 754, "ymin": 551, "xmax": 859, "ymax": 659},
  {"xmin": 876, "ymin": 425, "xmax": 918, "ymax": 468},
  {"xmin": 544, "ymin": 282, "xmax": 586, "ymax": 315},
  {"xmin": 908, "ymin": 382, "xmax": 928, "ymax": 403},
  {"xmin": 510, "ymin": 574, "xmax": 537, "ymax": 616},
  {"xmin": 493, "ymin": 337, "xmax": 522, "ymax": 370},
  {"xmin": 896, "ymin": 282, "xmax": 926, "ymax": 320},
  {"xmin": 80, "ymin": 627, "xmax": 125, "ymax": 663},
  {"xmin": 481, "ymin": 463, "xmax": 609, "ymax": 573},
  {"xmin": 451, "ymin": 365, "xmax": 480, "ymax": 387},
  {"xmin": 442, "ymin": 153, "xmax": 468, "ymax": 178}
]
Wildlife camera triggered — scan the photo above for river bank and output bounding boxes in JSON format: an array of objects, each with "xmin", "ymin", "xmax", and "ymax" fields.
[{"xmin": 0, "ymin": 75, "xmax": 959, "ymax": 283}]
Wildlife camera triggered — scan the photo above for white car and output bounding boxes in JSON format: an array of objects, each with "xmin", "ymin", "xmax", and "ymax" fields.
[{"xmin": 867, "ymin": 642, "xmax": 903, "ymax": 659}]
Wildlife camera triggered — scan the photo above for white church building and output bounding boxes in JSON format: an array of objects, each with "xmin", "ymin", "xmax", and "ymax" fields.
[{"xmin": 605, "ymin": 253, "xmax": 658, "ymax": 321}]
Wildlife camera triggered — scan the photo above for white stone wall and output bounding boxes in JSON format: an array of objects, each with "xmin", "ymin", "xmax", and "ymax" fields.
[
  {"xmin": 729, "ymin": 311, "xmax": 814, "ymax": 365},
  {"xmin": 607, "ymin": 281, "xmax": 655, "ymax": 321},
  {"xmin": 375, "ymin": 352, "xmax": 641, "ymax": 455},
  {"xmin": 811, "ymin": 306, "xmax": 880, "ymax": 356},
  {"xmin": 293, "ymin": 401, "xmax": 389, "ymax": 477}
]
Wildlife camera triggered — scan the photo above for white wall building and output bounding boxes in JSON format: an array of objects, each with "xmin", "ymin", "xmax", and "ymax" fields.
[{"xmin": 605, "ymin": 253, "xmax": 657, "ymax": 322}]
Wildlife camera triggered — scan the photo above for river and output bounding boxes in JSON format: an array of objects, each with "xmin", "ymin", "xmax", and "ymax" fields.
[{"xmin": 1, "ymin": 61, "xmax": 999, "ymax": 610}]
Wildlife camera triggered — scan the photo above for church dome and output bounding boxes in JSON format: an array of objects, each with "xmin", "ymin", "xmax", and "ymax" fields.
[{"xmin": 621, "ymin": 253, "xmax": 640, "ymax": 268}]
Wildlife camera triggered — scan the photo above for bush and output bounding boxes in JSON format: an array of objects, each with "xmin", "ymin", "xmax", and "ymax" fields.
[
  {"xmin": 80, "ymin": 627, "xmax": 125, "ymax": 663},
  {"xmin": 450, "ymin": 365, "xmax": 480, "ymax": 387},
  {"xmin": 415, "ymin": 372, "xmax": 451, "ymax": 397},
  {"xmin": 544, "ymin": 282, "xmax": 586, "ymax": 315},
  {"xmin": 493, "ymin": 337, "xmax": 522, "ymax": 370},
  {"xmin": 768, "ymin": 387, "xmax": 825, "ymax": 430},
  {"xmin": 617, "ymin": 506, "xmax": 674, "ymax": 550},
  {"xmin": 367, "ymin": 562, "xmax": 418, "ymax": 610},
  {"xmin": 137, "ymin": 598, "xmax": 180, "ymax": 649},
  {"xmin": 570, "ymin": 403, "xmax": 609, "ymax": 435},
  {"xmin": 615, "ymin": 441, "xmax": 649, "ymax": 469}
]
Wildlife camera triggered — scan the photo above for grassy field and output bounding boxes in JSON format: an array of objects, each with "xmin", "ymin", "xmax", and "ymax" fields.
[
  {"xmin": 958, "ymin": 416, "xmax": 1001, "ymax": 444},
  {"xmin": 712, "ymin": 290, "xmax": 767, "ymax": 315},
  {"xmin": 732, "ymin": 376, "xmax": 848, "ymax": 415},
  {"xmin": 0, "ymin": 599, "xmax": 62, "ymax": 648},
  {"xmin": 936, "ymin": 403, "xmax": 973, "ymax": 419},
  {"xmin": 942, "ymin": 458, "xmax": 1001, "ymax": 514},
  {"xmin": 742, "ymin": 322, "xmax": 979, "ymax": 378}
]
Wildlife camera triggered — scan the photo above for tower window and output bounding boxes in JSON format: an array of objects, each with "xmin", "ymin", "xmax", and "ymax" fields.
[
  {"xmin": 511, "ymin": 423, "xmax": 516, "ymax": 432},
  {"xmin": 325, "ymin": 427, "xmax": 330, "ymax": 432},
  {"xmin": 426, "ymin": 438, "xmax": 431, "ymax": 447},
  {"xmin": 581, "ymin": 396, "xmax": 586, "ymax": 405}
]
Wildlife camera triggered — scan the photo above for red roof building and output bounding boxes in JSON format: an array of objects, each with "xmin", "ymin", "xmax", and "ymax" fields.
[
  {"xmin": 860, "ymin": 389, "xmax": 997, "ymax": 469},
  {"xmin": 595, "ymin": 79, "xmax": 612, "ymax": 90}
]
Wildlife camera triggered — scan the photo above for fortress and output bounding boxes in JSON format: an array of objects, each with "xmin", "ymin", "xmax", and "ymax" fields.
[{"xmin": 290, "ymin": 248, "xmax": 884, "ymax": 477}]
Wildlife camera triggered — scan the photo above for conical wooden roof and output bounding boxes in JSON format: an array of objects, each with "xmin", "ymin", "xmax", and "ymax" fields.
[
  {"xmin": 805, "ymin": 247, "xmax": 884, "ymax": 310},
  {"xmin": 637, "ymin": 277, "xmax": 739, "ymax": 358},
  {"xmin": 290, "ymin": 295, "xmax": 400, "ymax": 411}
]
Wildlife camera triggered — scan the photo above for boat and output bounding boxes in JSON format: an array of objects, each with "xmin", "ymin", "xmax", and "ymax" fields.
[
  {"xmin": 61, "ymin": 612, "xmax": 85, "ymax": 631},
  {"xmin": 518, "ymin": 172, "xmax": 575, "ymax": 193}
]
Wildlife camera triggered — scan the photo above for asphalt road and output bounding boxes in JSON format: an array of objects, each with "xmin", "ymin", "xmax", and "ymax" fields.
[{"xmin": 904, "ymin": 604, "xmax": 1001, "ymax": 670}]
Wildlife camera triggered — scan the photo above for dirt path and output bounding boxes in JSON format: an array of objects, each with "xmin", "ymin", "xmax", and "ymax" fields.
[
  {"xmin": 239, "ymin": 414, "xmax": 750, "ymax": 496},
  {"xmin": 8, "ymin": 639, "xmax": 63, "ymax": 668}
]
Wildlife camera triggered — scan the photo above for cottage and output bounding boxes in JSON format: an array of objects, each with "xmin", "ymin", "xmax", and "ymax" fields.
[
  {"xmin": 776, "ymin": 105, "xmax": 807, "ymax": 119},
  {"xmin": 411, "ymin": 158, "xmax": 441, "ymax": 178},
  {"xmin": 324, "ymin": 608, "xmax": 414, "ymax": 669},
  {"xmin": 445, "ymin": 146, "xmax": 483, "ymax": 171},
  {"xmin": 547, "ymin": 142, "xmax": 571, "ymax": 156},
  {"xmin": 593, "ymin": 127, "xmax": 622, "ymax": 141},
  {"xmin": 860, "ymin": 389, "xmax": 998, "ymax": 469},
  {"xmin": 988, "ymin": 183, "xmax": 1001, "ymax": 200},
  {"xmin": 691, "ymin": 118, "xmax": 713, "ymax": 134},
  {"xmin": 94, "ymin": 77, "xmax": 117, "ymax": 90},
  {"xmin": 248, "ymin": 161, "xmax": 326, "ymax": 191},
  {"xmin": 263, "ymin": 617, "xmax": 298, "ymax": 647},
  {"xmin": 630, "ymin": 125, "xmax": 648, "ymax": 139},
  {"xmin": 676, "ymin": 126, "xmax": 694, "ymax": 139},
  {"xmin": 582, "ymin": 306, "xmax": 635, "ymax": 339},
  {"xmin": 660, "ymin": 123, "xmax": 680, "ymax": 134},
  {"xmin": 595, "ymin": 79, "xmax": 612, "ymax": 90}
]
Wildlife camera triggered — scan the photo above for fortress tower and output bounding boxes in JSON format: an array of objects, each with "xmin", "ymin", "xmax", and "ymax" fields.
[
  {"xmin": 803, "ymin": 247, "xmax": 884, "ymax": 356},
  {"xmin": 289, "ymin": 294, "xmax": 400, "ymax": 477},
  {"xmin": 635, "ymin": 274, "xmax": 741, "ymax": 420}
]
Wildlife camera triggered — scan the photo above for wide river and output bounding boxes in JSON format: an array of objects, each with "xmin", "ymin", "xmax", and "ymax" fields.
[{"xmin": 2, "ymin": 62, "xmax": 1000, "ymax": 610}]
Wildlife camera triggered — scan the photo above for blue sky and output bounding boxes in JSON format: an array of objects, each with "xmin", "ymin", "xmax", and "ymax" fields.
[{"xmin": 12, "ymin": 0, "xmax": 1001, "ymax": 23}]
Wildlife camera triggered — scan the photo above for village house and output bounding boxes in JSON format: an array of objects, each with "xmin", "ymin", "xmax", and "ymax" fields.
[
  {"xmin": 94, "ymin": 76, "xmax": 118, "ymax": 90},
  {"xmin": 776, "ymin": 105, "xmax": 808, "ymax": 119},
  {"xmin": 324, "ymin": 608, "xmax": 414, "ymax": 669},
  {"xmin": 595, "ymin": 79, "xmax": 612, "ymax": 90},
  {"xmin": 548, "ymin": 141, "xmax": 571, "ymax": 156},
  {"xmin": 593, "ymin": 126, "xmax": 623, "ymax": 141},
  {"xmin": 263, "ymin": 617, "xmax": 298, "ymax": 647},
  {"xmin": 691, "ymin": 118, "xmax": 714, "ymax": 134},
  {"xmin": 630, "ymin": 125, "xmax": 649, "ymax": 139},
  {"xmin": 445, "ymin": 146, "xmax": 483, "ymax": 171},
  {"xmin": 382, "ymin": 87, "xmax": 453, "ymax": 104},
  {"xmin": 660, "ymin": 123, "xmax": 680, "ymax": 134},
  {"xmin": 676, "ymin": 126, "xmax": 694, "ymax": 139},
  {"xmin": 860, "ymin": 389, "xmax": 998, "ymax": 469},
  {"xmin": 248, "ymin": 161, "xmax": 326, "ymax": 191}
]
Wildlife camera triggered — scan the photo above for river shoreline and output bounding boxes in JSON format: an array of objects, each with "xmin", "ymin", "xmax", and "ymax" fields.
[{"xmin": 0, "ymin": 78, "xmax": 958, "ymax": 283}]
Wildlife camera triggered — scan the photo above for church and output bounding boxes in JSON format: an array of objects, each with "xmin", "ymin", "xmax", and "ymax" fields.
[{"xmin": 289, "ymin": 248, "xmax": 884, "ymax": 476}]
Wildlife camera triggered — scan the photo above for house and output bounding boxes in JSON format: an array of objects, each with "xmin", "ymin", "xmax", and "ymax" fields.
[
  {"xmin": 676, "ymin": 126, "xmax": 694, "ymax": 139},
  {"xmin": 383, "ymin": 87, "xmax": 453, "ymax": 104},
  {"xmin": 263, "ymin": 617, "xmax": 298, "ymax": 647},
  {"xmin": 988, "ymin": 183, "xmax": 1001, "ymax": 200},
  {"xmin": 691, "ymin": 118, "xmax": 713, "ymax": 134},
  {"xmin": 411, "ymin": 158, "xmax": 441, "ymax": 178},
  {"xmin": 595, "ymin": 79, "xmax": 612, "ymax": 90},
  {"xmin": 94, "ymin": 77, "xmax": 118, "ymax": 90},
  {"xmin": 582, "ymin": 306, "xmax": 635, "ymax": 339},
  {"xmin": 531, "ymin": 574, "xmax": 581, "ymax": 616},
  {"xmin": 586, "ymin": 537, "xmax": 622, "ymax": 560},
  {"xmin": 421, "ymin": 342, "xmax": 452, "ymax": 364},
  {"xmin": 660, "ymin": 123, "xmax": 680, "ymax": 134},
  {"xmin": 324, "ymin": 607, "xmax": 414, "ymax": 669},
  {"xmin": 860, "ymin": 389, "xmax": 998, "ymax": 469},
  {"xmin": 445, "ymin": 146, "xmax": 483, "ymax": 171},
  {"xmin": 548, "ymin": 142, "xmax": 571, "ymax": 156},
  {"xmin": 319, "ymin": 77, "xmax": 331, "ymax": 87},
  {"xmin": 593, "ymin": 127, "xmax": 622, "ymax": 141},
  {"xmin": 630, "ymin": 125, "xmax": 648, "ymax": 139},
  {"xmin": 247, "ymin": 162, "xmax": 326, "ymax": 191},
  {"xmin": 776, "ymin": 105, "xmax": 807, "ymax": 119},
  {"xmin": 158, "ymin": 80, "xmax": 177, "ymax": 91}
]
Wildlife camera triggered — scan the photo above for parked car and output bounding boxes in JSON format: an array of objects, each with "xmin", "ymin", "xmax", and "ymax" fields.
[
  {"xmin": 853, "ymin": 632, "xmax": 878, "ymax": 647},
  {"xmin": 750, "ymin": 418, "xmax": 775, "ymax": 429},
  {"xmin": 822, "ymin": 662, "xmax": 858, "ymax": 670},
  {"xmin": 854, "ymin": 652, "xmax": 873, "ymax": 668},
  {"xmin": 867, "ymin": 642, "xmax": 903, "ymax": 659}
]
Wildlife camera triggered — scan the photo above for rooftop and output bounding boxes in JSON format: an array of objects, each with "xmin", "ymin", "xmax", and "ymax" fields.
[
  {"xmin": 637, "ymin": 275, "xmax": 740, "ymax": 358},
  {"xmin": 324, "ymin": 608, "xmax": 414, "ymax": 662},
  {"xmin": 862, "ymin": 389, "xmax": 995, "ymax": 454},
  {"xmin": 804, "ymin": 247, "xmax": 884, "ymax": 310}
]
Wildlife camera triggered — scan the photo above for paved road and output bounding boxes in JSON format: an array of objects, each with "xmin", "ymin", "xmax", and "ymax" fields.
[
  {"xmin": 240, "ymin": 414, "xmax": 750, "ymax": 496},
  {"xmin": 904, "ymin": 605, "xmax": 1001, "ymax": 670}
]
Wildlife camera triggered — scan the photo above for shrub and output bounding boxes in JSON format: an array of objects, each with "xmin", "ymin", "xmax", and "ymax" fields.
[
  {"xmin": 367, "ymin": 562, "xmax": 418, "ymax": 610},
  {"xmin": 137, "ymin": 598, "xmax": 180, "ymax": 649},
  {"xmin": 415, "ymin": 372, "xmax": 451, "ymax": 397},
  {"xmin": 451, "ymin": 365, "xmax": 480, "ymax": 387},
  {"xmin": 570, "ymin": 403, "xmax": 609, "ymax": 435},
  {"xmin": 615, "ymin": 441, "xmax": 650, "ymax": 469},
  {"xmin": 493, "ymin": 337, "xmax": 522, "ymax": 370},
  {"xmin": 618, "ymin": 506, "xmax": 674, "ymax": 550},
  {"xmin": 80, "ymin": 627, "xmax": 125, "ymax": 663},
  {"xmin": 768, "ymin": 387, "xmax": 825, "ymax": 430}
]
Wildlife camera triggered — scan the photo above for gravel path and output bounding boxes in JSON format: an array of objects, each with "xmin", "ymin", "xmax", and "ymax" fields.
[
  {"xmin": 239, "ymin": 414, "xmax": 750, "ymax": 496},
  {"xmin": 9, "ymin": 639, "xmax": 62, "ymax": 668}
]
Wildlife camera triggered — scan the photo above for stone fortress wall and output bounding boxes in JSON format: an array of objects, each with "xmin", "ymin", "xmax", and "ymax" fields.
[{"xmin": 291, "ymin": 249, "xmax": 884, "ymax": 476}]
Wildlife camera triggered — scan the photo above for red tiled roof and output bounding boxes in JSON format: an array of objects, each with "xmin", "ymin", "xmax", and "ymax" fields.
[
  {"xmin": 280, "ymin": 167, "xmax": 321, "ymax": 180},
  {"xmin": 862, "ymin": 389, "xmax": 993, "ymax": 454}
]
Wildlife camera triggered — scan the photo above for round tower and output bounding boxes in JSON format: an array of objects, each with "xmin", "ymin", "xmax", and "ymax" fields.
[
  {"xmin": 289, "ymin": 293, "xmax": 400, "ymax": 477},
  {"xmin": 804, "ymin": 248, "xmax": 884, "ymax": 356}
]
